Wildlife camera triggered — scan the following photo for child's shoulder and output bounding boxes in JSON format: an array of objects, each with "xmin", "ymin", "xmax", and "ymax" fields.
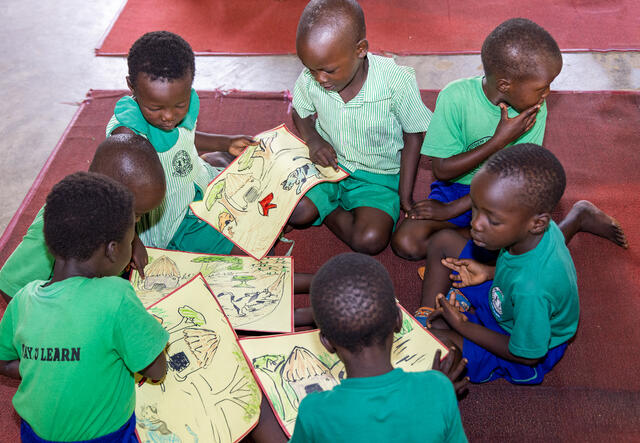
[
  {"xmin": 368, "ymin": 54, "xmax": 418, "ymax": 91},
  {"xmin": 438, "ymin": 76, "xmax": 484, "ymax": 100}
]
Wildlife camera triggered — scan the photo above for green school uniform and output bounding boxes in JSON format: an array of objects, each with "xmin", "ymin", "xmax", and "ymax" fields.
[
  {"xmin": 106, "ymin": 89, "xmax": 233, "ymax": 254},
  {"xmin": 421, "ymin": 76, "xmax": 547, "ymax": 185},
  {"xmin": 0, "ymin": 277, "xmax": 168, "ymax": 441}
]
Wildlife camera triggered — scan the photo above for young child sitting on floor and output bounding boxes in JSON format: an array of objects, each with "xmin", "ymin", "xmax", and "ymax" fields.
[
  {"xmin": 289, "ymin": 253, "xmax": 468, "ymax": 443},
  {"xmin": 287, "ymin": 0, "xmax": 433, "ymax": 255},
  {"xmin": 422, "ymin": 144, "xmax": 603, "ymax": 384},
  {"xmin": 108, "ymin": 30, "xmax": 255, "ymax": 255},
  {"xmin": 392, "ymin": 18, "xmax": 564, "ymax": 260},
  {"xmin": 0, "ymin": 172, "xmax": 168, "ymax": 442},
  {"xmin": 0, "ymin": 133, "xmax": 165, "ymax": 304}
]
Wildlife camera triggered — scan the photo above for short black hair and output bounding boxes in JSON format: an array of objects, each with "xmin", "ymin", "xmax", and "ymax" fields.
[
  {"xmin": 127, "ymin": 31, "xmax": 195, "ymax": 86},
  {"xmin": 89, "ymin": 133, "xmax": 165, "ymax": 192},
  {"xmin": 310, "ymin": 253, "xmax": 398, "ymax": 352},
  {"xmin": 483, "ymin": 143, "xmax": 566, "ymax": 213},
  {"xmin": 44, "ymin": 172, "xmax": 134, "ymax": 261},
  {"xmin": 297, "ymin": 0, "xmax": 366, "ymax": 46},
  {"xmin": 481, "ymin": 18, "xmax": 561, "ymax": 79}
]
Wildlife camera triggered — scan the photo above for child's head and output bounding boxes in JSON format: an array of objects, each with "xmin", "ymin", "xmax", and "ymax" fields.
[
  {"xmin": 481, "ymin": 18, "xmax": 562, "ymax": 112},
  {"xmin": 44, "ymin": 172, "xmax": 135, "ymax": 276},
  {"xmin": 89, "ymin": 133, "xmax": 166, "ymax": 221},
  {"xmin": 470, "ymin": 143, "xmax": 566, "ymax": 252},
  {"xmin": 296, "ymin": 0, "xmax": 368, "ymax": 93},
  {"xmin": 310, "ymin": 253, "xmax": 400, "ymax": 354},
  {"xmin": 126, "ymin": 31, "xmax": 195, "ymax": 131}
]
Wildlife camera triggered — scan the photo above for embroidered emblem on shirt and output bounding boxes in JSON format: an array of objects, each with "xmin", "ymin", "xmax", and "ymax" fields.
[
  {"xmin": 490, "ymin": 286, "xmax": 504, "ymax": 318},
  {"xmin": 172, "ymin": 150, "xmax": 193, "ymax": 177},
  {"xmin": 466, "ymin": 136, "xmax": 492, "ymax": 152}
]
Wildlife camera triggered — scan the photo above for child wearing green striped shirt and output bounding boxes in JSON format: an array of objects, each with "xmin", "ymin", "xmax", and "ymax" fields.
[{"xmin": 288, "ymin": 0, "xmax": 433, "ymax": 255}]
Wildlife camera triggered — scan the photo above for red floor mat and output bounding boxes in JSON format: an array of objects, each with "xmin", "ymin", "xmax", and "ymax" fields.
[
  {"xmin": 1, "ymin": 90, "xmax": 639, "ymax": 441},
  {"xmin": 96, "ymin": 0, "xmax": 640, "ymax": 56}
]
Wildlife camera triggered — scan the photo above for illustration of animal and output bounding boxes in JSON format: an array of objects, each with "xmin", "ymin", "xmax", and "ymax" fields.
[{"xmin": 281, "ymin": 162, "xmax": 322, "ymax": 194}]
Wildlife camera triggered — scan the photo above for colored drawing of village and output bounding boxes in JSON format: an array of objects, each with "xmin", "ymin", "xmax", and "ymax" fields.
[
  {"xmin": 130, "ymin": 248, "xmax": 293, "ymax": 333},
  {"xmin": 239, "ymin": 309, "xmax": 448, "ymax": 436},
  {"xmin": 190, "ymin": 124, "xmax": 348, "ymax": 259},
  {"xmin": 136, "ymin": 275, "xmax": 261, "ymax": 443}
]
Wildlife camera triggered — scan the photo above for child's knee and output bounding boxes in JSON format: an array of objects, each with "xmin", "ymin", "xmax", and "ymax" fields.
[
  {"xmin": 391, "ymin": 223, "xmax": 432, "ymax": 260},
  {"xmin": 288, "ymin": 197, "xmax": 318, "ymax": 227},
  {"xmin": 426, "ymin": 229, "xmax": 467, "ymax": 259},
  {"xmin": 351, "ymin": 226, "xmax": 391, "ymax": 255}
]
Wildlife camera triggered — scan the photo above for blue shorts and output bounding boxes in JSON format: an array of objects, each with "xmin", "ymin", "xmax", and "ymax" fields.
[
  {"xmin": 456, "ymin": 240, "xmax": 568, "ymax": 384},
  {"xmin": 21, "ymin": 413, "xmax": 137, "ymax": 443},
  {"xmin": 428, "ymin": 180, "xmax": 471, "ymax": 227}
]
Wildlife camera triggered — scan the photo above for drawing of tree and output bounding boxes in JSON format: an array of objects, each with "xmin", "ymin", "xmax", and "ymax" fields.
[
  {"xmin": 232, "ymin": 275, "xmax": 256, "ymax": 288},
  {"xmin": 166, "ymin": 306, "xmax": 206, "ymax": 334}
]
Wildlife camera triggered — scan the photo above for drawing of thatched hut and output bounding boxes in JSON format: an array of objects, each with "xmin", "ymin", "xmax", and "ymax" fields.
[
  {"xmin": 281, "ymin": 346, "xmax": 337, "ymax": 407},
  {"xmin": 143, "ymin": 255, "xmax": 180, "ymax": 291}
]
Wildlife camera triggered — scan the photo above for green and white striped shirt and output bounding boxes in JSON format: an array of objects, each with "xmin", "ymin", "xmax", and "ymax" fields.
[
  {"xmin": 292, "ymin": 54, "xmax": 432, "ymax": 175},
  {"xmin": 106, "ymin": 90, "xmax": 221, "ymax": 248}
]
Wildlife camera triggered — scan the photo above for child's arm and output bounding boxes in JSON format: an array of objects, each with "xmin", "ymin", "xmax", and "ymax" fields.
[
  {"xmin": 431, "ymin": 102, "xmax": 541, "ymax": 181},
  {"xmin": 429, "ymin": 294, "xmax": 542, "ymax": 366},
  {"xmin": 399, "ymin": 131, "xmax": 425, "ymax": 213},
  {"xmin": 0, "ymin": 360, "xmax": 20, "ymax": 379},
  {"xmin": 194, "ymin": 132, "xmax": 256, "ymax": 157},
  {"xmin": 128, "ymin": 233, "xmax": 148, "ymax": 279},
  {"xmin": 406, "ymin": 194, "xmax": 471, "ymax": 221},
  {"xmin": 138, "ymin": 351, "xmax": 167, "ymax": 381},
  {"xmin": 441, "ymin": 257, "xmax": 495, "ymax": 288},
  {"xmin": 292, "ymin": 110, "xmax": 338, "ymax": 169}
]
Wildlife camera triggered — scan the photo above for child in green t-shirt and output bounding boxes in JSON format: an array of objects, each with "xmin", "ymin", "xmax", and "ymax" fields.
[
  {"xmin": 0, "ymin": 172, "xmax": 169, "ymax": 442},
  {"xmin": 422, "ymin": 144, "xmax": 617, "ymax": 384},
  {"xmin": 0, "ymin": 133, "xmax": 166, "ymax": 304},
  {"xmin": 392, "ymin": 18, "xmax": 565, "ymax": 261},
  {"xmin": 289, "ymin": 253, "xmax": 468, "ymax": 443}
]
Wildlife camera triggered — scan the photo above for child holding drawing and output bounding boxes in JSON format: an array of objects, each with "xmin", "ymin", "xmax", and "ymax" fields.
[
  {"xmin": 0, "ymin": 172, "xmax": 168, "ymax": 442},
  {"xmin": 289, "ymin": 253, "xmax": 468, "ymax": 443}
]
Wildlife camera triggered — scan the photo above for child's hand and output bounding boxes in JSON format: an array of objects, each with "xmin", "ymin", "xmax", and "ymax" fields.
[
  {"xmin": 493, "ymin": 102, "xmax": 540, "ymax": 147},
  {"xmin": 308, "ymin": 137, "xmax": 338, "ymax": 170},
  {"xmin": 227, "ymin": 135, "xmax": 257, "ymax": 157},
  {"xmin": 130, "ymin": 234, "xmax": 148, "ymax": 279},
  {"xmin": 431, "ymin": 348, "xmax": 469, "ymax": 396},
  {"xmin": 441, "ymin": 257, "xmax": 493, "ymax": 287},
  {"xmin": 428, "ymin": 293, "xmax": 468, "ymax": 330},
  {"xmin": 405, "ymin": 199, "xmax": 453, "ymax": 221}
]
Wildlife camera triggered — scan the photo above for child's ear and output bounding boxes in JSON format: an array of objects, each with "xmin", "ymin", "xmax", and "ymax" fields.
[
  {"xmin": 393, "ymin": 307, "xmax": 403, "ymax": 333},
  {"xmin": 319, "ymin": 333, "xmax": 336, "ymax": 354},
  {"xmin": 105, "ymin": 240, "xmax": 119, "ymax": 263},
  {"xmin": 496, "ymin": 77, "xmax": 511, "ymax": 94},
  {"xmin": 530, "ymin": 213, "xmax": 551, "ymax": 235},
  {"xmin": 356, "ymin": 39, "xmax": 369, "ymax": 58}
]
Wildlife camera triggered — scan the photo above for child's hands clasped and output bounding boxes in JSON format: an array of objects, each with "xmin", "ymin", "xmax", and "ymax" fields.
[
  {"xmin": 405, "ymin": 199, "xmax": 454, "ymax": 221},
  {"xmin": 227, "ymin": 135, "xmax": 257, "ymax": 157},
  {"xmin": 493, "ymin": 101, "xmax": 541, "ymax": 146},
  {"xmin": 431, "ymin": 348, "xmax": 469, "ymax": 396},
  {"xmin": 308, "ymin": 137, "xmax": 339, "ymax": 170},
  {"xmin": 441, "ymin": 257, "xmax": 494, "ymax": 288},
  {"xmin": 428, "ymin": 293, "xmax": 468, "ymax": 330}
]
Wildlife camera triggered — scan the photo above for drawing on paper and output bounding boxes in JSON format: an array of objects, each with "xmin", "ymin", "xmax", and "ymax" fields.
[
  {"xmin": 136, "ymin": 275, "xmax": 262, "ymax": 443},
  {"xmin": 190, "ymin": 124, "xmax": 349, "ymax": 259},
  {"xmin": 130, "ymin": 248, "xmax": 294, "ymax": 333},
  {"xmin": 239, "ymin": 306, "xmax": 449, "ymax": 436}
]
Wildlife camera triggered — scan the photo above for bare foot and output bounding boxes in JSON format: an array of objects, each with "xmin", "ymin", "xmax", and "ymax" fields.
[{"xmin": 568, "ymin": 200, "xmax": 628, "ymax": 248}]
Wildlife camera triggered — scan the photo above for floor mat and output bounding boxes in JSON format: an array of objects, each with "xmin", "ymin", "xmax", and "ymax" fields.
[
  {"xmin": 96, "ymin": 0, "xmax": 640, "ymax": 56},
  {"xmin": 1, "ymin": 89, "xmax": 639, "ymax": 441}
]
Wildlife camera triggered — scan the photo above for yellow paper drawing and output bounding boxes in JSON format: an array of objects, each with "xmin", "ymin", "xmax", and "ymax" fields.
[
  {"xmin": 130, "ymin": 248, "xmax": 294, "ymax": 333},
  {"xmin": 136, "ymin": 274, "xmax": 262, "ymax": 443},
  {"xmin": 239, "ymin": 305, "xmax": 449, "ymax": 437},
  {"xmin": 190, "ymin": 124, "xmax": 349, "ymax": 259}
]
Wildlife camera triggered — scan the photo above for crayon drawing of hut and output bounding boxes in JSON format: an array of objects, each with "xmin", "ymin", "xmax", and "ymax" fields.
[
  {"xmin": 144, "ymin": 256, "xmax": 181, "ymax": 291},
  {"xmin": 281, "ymin": 346, "xmax": 338, "ymax": 408}
]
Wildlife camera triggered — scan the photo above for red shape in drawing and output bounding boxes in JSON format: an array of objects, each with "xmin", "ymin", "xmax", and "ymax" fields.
[{"xmin": 259, "ymin": 193, "xmax": 277, "ymax": 216}]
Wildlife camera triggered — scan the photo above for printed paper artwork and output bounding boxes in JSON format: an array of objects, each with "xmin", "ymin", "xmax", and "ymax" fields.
[
  {"xmin": 238, "ymin": 306, "xmax": 449, "ymax": 436},
  {"xmin": 130, "ymin": 248, "xmax": 294, "ymax": 333},
  {"xmin": 135, "ymin": 274, "xmax": 262, "ymax": 443},
  {"xmin": 190, "ymin": 124, "xmax": 349, "ymax": 259}
]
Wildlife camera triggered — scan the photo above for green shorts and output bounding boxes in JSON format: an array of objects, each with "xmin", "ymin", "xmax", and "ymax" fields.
[
  {"xmin": 305, "ymin": 166, "xmax": 400, "ymax": 226},
  {"xmin": 168, "ymin": 202, "xmax": 235, "ymax": 255}
]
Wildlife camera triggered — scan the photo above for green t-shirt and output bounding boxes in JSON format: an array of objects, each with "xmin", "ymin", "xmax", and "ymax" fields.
[
  {"xmin": 289, "ymin": 368, "xmax": 467, "ymax": 443},
  {"xmin": 489, "ymin": 222, "xmax": 579, "ymax": 359},
  {"xmin": 0, "ymin": 206, "xmax": 53, "ymax": 298},
  {"xmin": 0, "ymin": 276, "xmax": 169, "ymax": 441},
  {"xmin": 421, "ymin": 76, "xmax": 547, "ymax": 184}
]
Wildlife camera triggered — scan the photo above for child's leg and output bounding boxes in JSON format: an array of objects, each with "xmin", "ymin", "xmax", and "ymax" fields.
[
  {"xmin": 288, "ymin": 196, "xmax": 320, "ymax": 228},
  {"xmin": 558, "ymin": 200, "xmax": 628, "ymax": 248},
  {"xmin": 249, "ymin": 396, "xmax": 288, "ymax": 443},
  {"xmin": 392, "ymin": 218, "xmax": 462, "ymax": 260},
  {"xmin": 324, "ymin": 206, "xmax": 395, "ymax": 255}
]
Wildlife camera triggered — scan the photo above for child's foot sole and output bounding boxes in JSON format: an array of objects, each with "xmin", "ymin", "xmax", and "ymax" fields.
[{"xmin": 573, "ymin": 200, "xmax": 628, "ymax": 248}]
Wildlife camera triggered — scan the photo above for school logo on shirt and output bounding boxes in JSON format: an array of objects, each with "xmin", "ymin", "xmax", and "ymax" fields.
[
  {"xmin": 465, "ymin": 136, "xmax": 491, "ymax": 152},
  {"xmin": 172, "ymin": 150, "xmax": 193, "ymax": 177},
  {"xmin": 490, "ymin": 286, "xmax": 504, "ymax": 318}
]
